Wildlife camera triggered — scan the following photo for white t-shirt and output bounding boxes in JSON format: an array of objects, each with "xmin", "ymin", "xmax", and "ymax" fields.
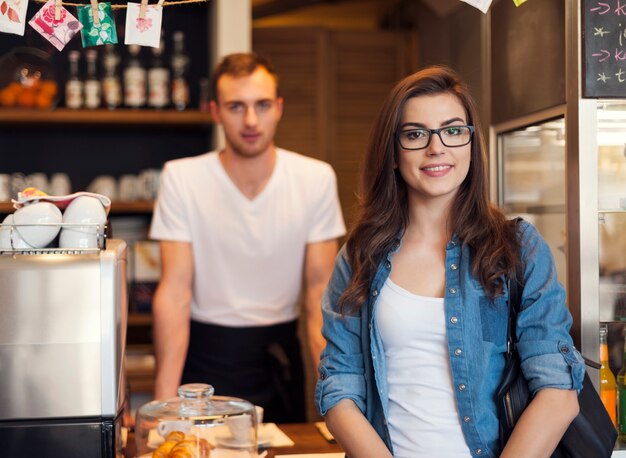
[
  {"xmin": 149, "ymin": 148, "xmax": 346, "ymax": 326},
  {"xmin": 376, "ymin": 278, "xmax": 472, "ymax": 458}
]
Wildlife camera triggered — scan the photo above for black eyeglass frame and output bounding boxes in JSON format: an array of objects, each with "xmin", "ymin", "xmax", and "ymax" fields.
[{"xmin": 396, "ymin": 125, "xmax": 475, "ymax": 150}]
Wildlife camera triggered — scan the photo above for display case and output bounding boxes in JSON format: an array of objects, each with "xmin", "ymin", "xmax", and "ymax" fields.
[{"xmin": 492, "ymin": 106, "xmax": 568, "ymax": 290}]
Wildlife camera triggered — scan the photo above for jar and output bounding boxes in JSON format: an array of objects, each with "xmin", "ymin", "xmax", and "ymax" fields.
[{"xmin": 135, "ymin": 383, "xmax": 260, "ymax": 457}]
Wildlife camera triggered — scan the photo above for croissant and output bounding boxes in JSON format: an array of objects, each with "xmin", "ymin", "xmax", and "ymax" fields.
[
  {"xmin": 168, "ymin": 438, "xmax": 211, "ymax": 458},
  {"xmin": 166, "ymin": 431, "xmax": 187, "ymax": 442},
  {"xmin": 152, "ymin": 439, "xmax": 178, "ymax": 458}
]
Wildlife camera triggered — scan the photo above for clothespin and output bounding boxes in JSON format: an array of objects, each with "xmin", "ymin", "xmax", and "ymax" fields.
[
  {"xmin": 54, "ymin": 0, "xmax": 61, "ymax": 21},
  {"xmin": 90, "ymin": 0, "xmax": 100, "ymax": 25},
  {"xmin": 139, "ymin": 0, "xmax": 148, "ymax": 19}
]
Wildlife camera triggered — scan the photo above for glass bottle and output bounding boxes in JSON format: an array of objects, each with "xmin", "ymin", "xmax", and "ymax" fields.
[
  {"xmin": 148, "ymin": 35, "xmax": 170, "ymax": 109},
  {"xmin": 600, "ymin": 324, "xmax": 617, "ymax": 427},
  {"xmin": 102, "ymin": 44, "xmax": 122, "ymax": 110},
  {"xmin": 618, "ymin": 328, "xmax": 626, "ymax": 441},
  {"xmin": 65, "ymin": 50, "xmax": 83, "ymax": 109},
  {"xmin": 84, "ymin": 49, "xmax": 101, "ymax": 109},
  {"xmin": 124, "ymin": 44, "xmax": 147, "ymax": 108},
  {"xmin": 171, "ymin": 31, "xmax": 190, "ymax": 111}
]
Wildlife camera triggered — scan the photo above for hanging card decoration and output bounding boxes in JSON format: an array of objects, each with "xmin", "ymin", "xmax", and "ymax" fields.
[
  {"xmin": 0, "ymin": 0, "xmax": 29, "ymax": 35},
  {"xmin": 460, "ymin": 0, "xmax": 493, "ymax": 14},
  {"xmin": 124, "ymin": 1, "xmax": 163, "ymax": 48},
  {"xmin": 29, "ymin": 0, "xmax": 82, "ymax": 51},
  {"xmin": 513, "ymin": 0, "xmax": 528, "ymax": 5},
  {"xmin": 77, "ymin": 1, "xmax": 118, "ymax": 47}
]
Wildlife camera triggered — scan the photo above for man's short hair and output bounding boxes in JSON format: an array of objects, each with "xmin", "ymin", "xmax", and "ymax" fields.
[{"xmin": 210, "ymin": 52, "xmax": 279, "ymax": 102}]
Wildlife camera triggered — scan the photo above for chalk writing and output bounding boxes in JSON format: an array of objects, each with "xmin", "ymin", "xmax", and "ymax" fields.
[{"xmin": 584, "ymin": 0, "xmax": 626, "ymax": 96}]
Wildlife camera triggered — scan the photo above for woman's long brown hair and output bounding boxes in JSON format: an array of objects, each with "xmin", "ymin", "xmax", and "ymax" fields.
[{"xmin": 339, "ymin": 65, "xmax": 519, "ymax": 312}]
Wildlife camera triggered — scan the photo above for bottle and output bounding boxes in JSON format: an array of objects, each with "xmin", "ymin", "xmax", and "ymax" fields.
[
  {"xmin": 600, "ymin": 325, "xmax": 617, "ymax": 427},
  {"xmin": 148, "ymin": 35, "xmax": 170, "ymax": 109},
  {"xmin": 102, "ymin": 44, "xmax": 122, "ymax": 110},
  {"xmin": 618, "ymin": 328, "xmax": 626, "ymax": 441},
  {"xmin": 171, "ymin": 31, "xmax": 190, "ymax": 110},
  {"xmin": 124, "ymin": 44, "xmax": 147, "ymax": 108},
  {"xmin": 199, "ymin": 77, "xmax": 210, "ymax": 112},
  {"xmin": 65, "ymin": 51, "xmax": 83, "ymax": 109},
  {"xmin": 84, "ymin": 49, "xmax": 101, "ymax": 109}
]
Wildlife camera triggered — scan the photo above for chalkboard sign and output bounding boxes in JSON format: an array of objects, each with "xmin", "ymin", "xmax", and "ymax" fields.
[{"xmin": 583, "ymin": 0, "xmax": 626, "ymax": 98}]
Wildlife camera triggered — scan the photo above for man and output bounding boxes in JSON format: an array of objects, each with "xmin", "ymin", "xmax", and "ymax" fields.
[{"xmin": 149, "ymin": 52, "xmax": 345, "ymax": 423}]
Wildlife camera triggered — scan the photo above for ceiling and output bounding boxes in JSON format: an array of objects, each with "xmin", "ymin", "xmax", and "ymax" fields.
[{"xmin": 251, "ymin": 0, "xmax": 463, "ymax": 20}]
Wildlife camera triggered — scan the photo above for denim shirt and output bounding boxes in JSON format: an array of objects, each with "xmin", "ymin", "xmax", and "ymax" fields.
[{"xmin": 315, "ymin": 220, "xmax": 585, "ymax": 458}]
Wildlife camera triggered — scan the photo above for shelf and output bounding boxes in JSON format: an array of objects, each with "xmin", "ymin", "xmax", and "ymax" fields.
[
  {"xmin": 0, "ymin": 108, "xmax": 212, "ymax": 127},
  {"xmin": 505, "ymin": 203, "xmax": 566, "ymax": 214},
  {"xmin": 111, "ymin": 201, "xmax": 155, "ymax": 214},
  {"xmin": 128, "ymin": 313, "xmax": 153, "ymax": 326},
  {"xmin": 0, "ymin": 200, "xmax": 155, "ymax": 214}
]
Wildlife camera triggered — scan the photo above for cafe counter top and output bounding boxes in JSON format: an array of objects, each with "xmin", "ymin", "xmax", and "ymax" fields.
[{"xmin": 125, "ymin": 422, "xmax": 343, "ymax": 458}]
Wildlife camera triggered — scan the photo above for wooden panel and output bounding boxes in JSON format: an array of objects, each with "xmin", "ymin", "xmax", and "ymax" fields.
[
  {"xmin": 253, "ymin": 27, "xmax": 408, "ymax": 421},
  {"xmin": 491, "ymin": 0, "xmax": 566, "ymax": 123}
]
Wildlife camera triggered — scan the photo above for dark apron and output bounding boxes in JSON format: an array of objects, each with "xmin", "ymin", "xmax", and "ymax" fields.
[{"xmin": 182, "ymin": 319, "xmax": 306, "ymax": 423}]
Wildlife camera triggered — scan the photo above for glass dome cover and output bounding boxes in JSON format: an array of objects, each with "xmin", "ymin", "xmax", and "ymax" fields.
[{"xmin": 135, "ymin": 383, "xmax": 259, "ymax": 457}]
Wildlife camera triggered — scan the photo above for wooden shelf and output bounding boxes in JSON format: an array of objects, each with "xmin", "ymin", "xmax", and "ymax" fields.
[
  {"xmin": 111, "ymin": 200, "xmax": 155, "ymax": 214},
  {"xmin": 128, "ymin": 313, "xmax": 153, "ymax": 326},
  {"xmin": 0, "ymin": 200, "xmax": 155, "ymax": 214},
  {"xmin": 0, "ymin": 108, "xmax": 212, "ymax": 127}
]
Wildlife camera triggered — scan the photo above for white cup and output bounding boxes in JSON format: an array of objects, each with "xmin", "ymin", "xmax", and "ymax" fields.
[
  {"xmin": 254, "ymin": 405, "xmax": 264, "ymax": 425},
  {"xmin": 0, "ymin": 174, "xmax": 11, "ymax": 201},
  {"xmin": 138, "ymin": 169, "xmax": 160, "ymax": 200},
  {"xmin": 13, "ymin": 202, "xmax": 62, "ymax": 248},
  {"xmin": 59, "ymin": 196, "xmax": 107, "ymax": 249},
  {"xmin": 226, "ymin": 414, "xmax": 254, "ymax": 445},
  {"xmin": 118, "ymin": 174, "xmax": 140, "ymax": 201},
  {"xmin": 0, "ymin": 214, "xmax": 32, "ymax": 250},
  {"xmin": 28, "ymin": 173, "xmax": 49, "ymax": 193},
  {"xmin": 157, "ymin": 419, "xmax": 192, "ymax": 438},
  {"xmin": 50, "ymin": 173, "xmax": 72, "ymax": 196},
  {"xmin": 87, "ymin": 175, "xmax": 118, "ymax": 200}
]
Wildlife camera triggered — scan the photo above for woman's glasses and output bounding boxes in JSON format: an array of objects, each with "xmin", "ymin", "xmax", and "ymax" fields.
[{"xmin": 397, "ymin": 125, "xmax": 474, "ymax": 150}]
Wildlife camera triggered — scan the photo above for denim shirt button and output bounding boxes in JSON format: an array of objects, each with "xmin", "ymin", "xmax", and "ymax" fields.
[
  {"xmin": 475, "ymin": 449, "xmax": 482, "ymax": 455},
  {"xmin": 463, "ymin": 416, "xmax": 471, "ymax": 423},
  {"xmin": 454, "ymin": 348, "xmax": 462, "ymax": 356},
  {"xmin": 320, "ymin": 372, "xmax": 326, "ymax": 380},
  {"xmin": 450, "ymin": 316, "xmax": 458, "ymax": 324},
  {"xmin": 560, "ymin": 346, "xmax": 569, "ymax": 353},
  {"xmin": 459, "ymin": 383, "xmax": 466, "ymax": 391},
  {"xmin": 386, "ymin": 261, "xmax": 391, "ymax": 270},
  {"xmin": 372, "ymin": 289, "xmax": 379, "ymax": 297},
  {"xmin": 450, "ymin": 263, "xmax": 458, "ymax": 270},
  {"xmin": 449, "ymin": 287, "xmax": 457, "ymax": 294}
]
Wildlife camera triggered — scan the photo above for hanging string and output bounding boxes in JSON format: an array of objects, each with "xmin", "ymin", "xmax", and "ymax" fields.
[{"xmin": 32, "ymin": 0, "xmax": 209, "ymax": 8}]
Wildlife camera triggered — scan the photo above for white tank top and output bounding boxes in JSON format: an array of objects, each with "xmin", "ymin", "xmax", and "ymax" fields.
[{"xmin": 376, "ymin": 278, "xmax": 472, "ymax": 458}]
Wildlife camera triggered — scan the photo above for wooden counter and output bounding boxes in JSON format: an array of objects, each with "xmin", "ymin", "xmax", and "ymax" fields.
[
  {"xmin": 264, "ymin": 422, "xmax": 342, "ymax": 457},
  {"xmin": 126, "ymin": 422, "xmax": 342, "ymax": 457}
]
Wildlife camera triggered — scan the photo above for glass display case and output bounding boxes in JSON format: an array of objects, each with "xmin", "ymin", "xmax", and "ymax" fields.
[{"xmin": 493, "ymin": 108, "xmax": 568, "ymax": 289}]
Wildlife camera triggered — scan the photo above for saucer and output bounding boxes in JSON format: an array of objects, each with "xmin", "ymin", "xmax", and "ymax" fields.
[{"xmin": 215, "ymin": 434, "xmax": 271, "ymax": 449}]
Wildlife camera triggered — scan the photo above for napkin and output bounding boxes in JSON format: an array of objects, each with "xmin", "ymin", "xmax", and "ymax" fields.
[
  {"xmin": 260, "ymin": 423, "xmax": 295, "ymax": 447},
  {"xmin": 314, "ymin": 421, "xmax": 335, "ymax": 443}
]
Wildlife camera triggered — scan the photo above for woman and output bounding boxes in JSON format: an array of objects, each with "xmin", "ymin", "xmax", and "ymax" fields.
[{"xmin": 315, "ymin": 66, "xmax": 585, "ymax": 458}]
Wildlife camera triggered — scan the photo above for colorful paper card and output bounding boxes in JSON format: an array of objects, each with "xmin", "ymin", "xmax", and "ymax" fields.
[
  {"xmin": 28, "ymin": 0, "xmax": 82, "ymax": 51},
  {"xmin": 77, "ymin": 2, "xmax": 118, "ymax": 47},
  {"xmin": 124, "ymin": 2, "xmax": 162, "ymax": 48},
  {"xmin": 0, "ymin": 0, "xmax": 29, "ymax": 36},
  {"xmin": 460, "ymin": 0, "xmax": 493, "ymax": 14},
  {"xmin": 513, "ymin": 0, "xmax": 528, "ymax": 6}
]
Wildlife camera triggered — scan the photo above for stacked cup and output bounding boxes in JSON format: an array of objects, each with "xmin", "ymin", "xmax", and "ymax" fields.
[{"xmin": 59, "ymin": 196, "xmax": 107, "ymax": 249}]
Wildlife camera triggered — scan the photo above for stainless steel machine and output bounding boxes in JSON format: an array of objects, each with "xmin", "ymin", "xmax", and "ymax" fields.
[{"xmin": 0, "ymin": 239, "xmax": 128, "ymax": 457}]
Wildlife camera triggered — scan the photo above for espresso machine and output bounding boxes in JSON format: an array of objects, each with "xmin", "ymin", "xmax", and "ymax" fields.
[{"xmin": 0, "ymin": 239, "xmax": 128, "ymax": 457}]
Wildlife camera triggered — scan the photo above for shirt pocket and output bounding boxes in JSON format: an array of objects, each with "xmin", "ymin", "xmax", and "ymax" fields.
[{"xmin": 479, "ymin": 295, "xmax": 508, "ymax": 346}]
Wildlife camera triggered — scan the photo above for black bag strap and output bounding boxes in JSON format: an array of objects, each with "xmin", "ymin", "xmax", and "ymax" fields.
[{"xmin": 505, "ymin": 218, "xmax": 601, "ymax": 370}]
